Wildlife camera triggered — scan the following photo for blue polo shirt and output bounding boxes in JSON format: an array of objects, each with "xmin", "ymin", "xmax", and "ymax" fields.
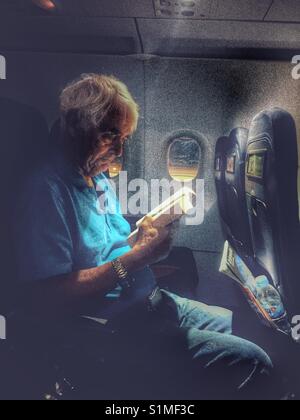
[{"xmin": 14, "ymin": 153, "xmax": 156, "ymax": 321}]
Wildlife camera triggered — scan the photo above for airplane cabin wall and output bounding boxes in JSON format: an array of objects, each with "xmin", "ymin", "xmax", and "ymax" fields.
[{"xmin": 144, "ymin": 57, "xmax": 300, "ymax": 306}]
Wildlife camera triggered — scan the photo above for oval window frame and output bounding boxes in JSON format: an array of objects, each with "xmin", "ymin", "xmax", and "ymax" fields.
[{"xmin": 166, "ymin": 133, "xmax": 202, "ymax": 182}]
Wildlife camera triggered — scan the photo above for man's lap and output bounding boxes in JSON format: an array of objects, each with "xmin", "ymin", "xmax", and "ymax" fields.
[
  {"xmin": 60, "ymin": 291, "xmax": 274, "ymax": 399},
  {"xmin": 156, "ymin": 291, "xmax": 273, "ymax": 398}
]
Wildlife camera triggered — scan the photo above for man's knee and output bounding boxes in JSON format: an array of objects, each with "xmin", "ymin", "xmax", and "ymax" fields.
[
  {"xmin": 186, "ymin": 330, "xmax": 274, "ymax": 399},
  {"xmin": 213, "ymin": 333, "xmax": 273, "ymax": 372},
  {"xmin": 234, "ymin": 337, "xmax": 273, "ymax": 371}
]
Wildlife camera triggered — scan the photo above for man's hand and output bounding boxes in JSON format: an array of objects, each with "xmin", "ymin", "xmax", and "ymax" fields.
[
  {"xmin": 24, "ymin": 216, "xmax": 179, "ymax": 317},
  {"xmin": 131, "ymin": 216, "xmax": 178, "ymax": 267}
]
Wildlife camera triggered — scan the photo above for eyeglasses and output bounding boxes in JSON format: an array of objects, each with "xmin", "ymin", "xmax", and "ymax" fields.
[{"xmin": 97, "ymin": 129, "xmax": 132, "ymax": 147}]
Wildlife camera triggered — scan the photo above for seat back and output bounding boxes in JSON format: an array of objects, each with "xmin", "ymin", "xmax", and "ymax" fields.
[
  {"xmin": 224, "ymin": 128, "xmax": 253, "ymax": 257},
  {"xmin": 215, "ymin": 136, "xmax": 230, "ymax": 236},
  {"xmin": 0, "ymin": 97, "xmax": 49, "ymax": 312},
  {"xmin": 245, "ymin": 108, "xmax": 300, "ymax": 315},
  {"xmin": 49, "ymin": 118, "xmax": 62, "ymax": 147}
]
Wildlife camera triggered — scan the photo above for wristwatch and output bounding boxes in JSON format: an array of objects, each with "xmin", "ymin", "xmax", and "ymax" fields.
[{"xmin": 111, "ymin": 258, "xmax": 135, "ymax": 290}]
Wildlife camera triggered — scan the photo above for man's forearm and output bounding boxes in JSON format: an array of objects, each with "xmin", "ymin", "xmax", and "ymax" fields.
[
  {"xmin": 68, "ymin": 248, "xmax": 146, "ymax": 298},
  {"xmin": 24, "ymin": 248, "xmax": 146, "ymax": 316}
]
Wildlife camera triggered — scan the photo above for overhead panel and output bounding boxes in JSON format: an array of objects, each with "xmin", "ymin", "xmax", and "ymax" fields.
[
  {"xmin": 265, "ymin": 0, "xmax": 300, "ymax": 23},
  {"xmin": 138, "ymin": 18, "xmax": 300, "ymax": 56},
  {"xmin": 0, "ymin": 0, "xmax": 47, "ymax": 16},
  {"xmin": 0, "ymin": 16, "xmax": 142, "ymax": 54},
  {"xmin": 54, "ymin": 0, "xmax": 155, "ymax": 18},
  {"xmin": 154, "ymin": 0, "xmax": 273, "ymax": 20},
  {"xmin": 154, "ymin": 0, "xmax": 213, "ymax": 19},
  {"xmin": 210, "ymin": 0, "xmax": 273, "ymax": 20}
]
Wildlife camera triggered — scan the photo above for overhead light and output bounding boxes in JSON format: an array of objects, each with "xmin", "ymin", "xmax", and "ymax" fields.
[
  {"xmin": 32, "ymin": 0, "xmax": 57, "ymax": 12},
  {"xmin": 154, "ymin": 0, "xmax": 196, "ymax": 18}
]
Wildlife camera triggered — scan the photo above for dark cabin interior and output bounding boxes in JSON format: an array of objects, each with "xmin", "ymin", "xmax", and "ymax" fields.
[{"xmin": 0, "ymin": 0, "xmax": 300, "ymax": 400}]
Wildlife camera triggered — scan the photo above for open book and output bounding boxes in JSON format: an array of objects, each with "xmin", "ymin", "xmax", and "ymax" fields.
[{"xmin": 127, "ymin": 187, "xmax": 195, "ymax": 247}]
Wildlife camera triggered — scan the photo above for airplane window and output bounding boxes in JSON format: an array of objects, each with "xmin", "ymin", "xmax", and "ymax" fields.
[
  {"xmin": 109, "ymin": 157, "xmax": 123, "ymax": 178},
  {"xmin": 168, "ymin": 136, "xmax": 201, "ymax": 182}
]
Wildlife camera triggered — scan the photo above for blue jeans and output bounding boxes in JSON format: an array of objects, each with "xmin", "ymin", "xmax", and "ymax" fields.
[
  {"xmin": 63, "ymin": 290, "xmax": 275, "ymax": 400},
  {"xmin": 159, "ymin": 290, "xmax": 274, "ymax": 400}
]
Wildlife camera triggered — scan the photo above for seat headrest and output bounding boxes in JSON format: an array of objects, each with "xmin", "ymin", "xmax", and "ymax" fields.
[
  {"xmin": 248, "ymin": 107, "xmax": 298, "ymax": 218},
  {"xmin": 228, "ymin": 128, "xmax": 248, "ymax": 156},
  {"xmin": 0, "ymin": 97, "xmax": 49, "ymax": 182},
  {"xmin": 246, "ymin": 107, "xmax": 300, "ymax": 314},
  {"xmin": 0, "ymin": 97, "xmax": 49, "ymax": 310},
  {"xmin": 215, "ymin": 135, "xmax": 229, "ymax": 158}
]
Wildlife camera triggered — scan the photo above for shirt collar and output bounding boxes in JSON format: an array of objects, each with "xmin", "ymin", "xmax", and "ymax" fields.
[{"xmin": 66, "ymin": 164, "xmax": 108, "ymax": 192}]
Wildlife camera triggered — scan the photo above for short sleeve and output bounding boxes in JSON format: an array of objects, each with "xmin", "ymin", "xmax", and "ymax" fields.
[{"xmin": 14, "ymin": 178, "xmax": 74, "ymax": 283}]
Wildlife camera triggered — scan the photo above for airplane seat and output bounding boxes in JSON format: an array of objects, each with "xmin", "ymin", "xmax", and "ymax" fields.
[
  {"xmin": 216, "ymin": 119, "xmax": 300, "ymax": 393},
  {"xmin": 215, "ymin": 130, "xmax": 264, "ymax": 332},
  {"xmin": 0, "ymin": 97, "xmax": 49, "ymax": 313},
  {"xmin": 49, "ymin": 118, "xmax": 62, "ymax": 148},
  {"xmin": 0, "ymin": 97, "xmax": 58, "ymax": 398},
  {"xmin": 224, "ymin": 128, "xmax": 253, "ymax": 258},
  {"xmin": 246, "ymin": 108, "xmax": 300, "ymax": 318},
  {"xmin": 219, "ymin": 127, "xmax": 279, "ymax": 335},
  {"xmin": 0, "ymin": 99, "xmax": 79, "ymax": 399},
  {"xmin": 215, "ymin": 136, "xmax": 230, "ymax": 238}
]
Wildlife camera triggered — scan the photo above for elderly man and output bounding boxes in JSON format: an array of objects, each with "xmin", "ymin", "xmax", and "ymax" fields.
[{"xmin": 15, "ymin": 74, "xmax": 275, "ymax": 400}]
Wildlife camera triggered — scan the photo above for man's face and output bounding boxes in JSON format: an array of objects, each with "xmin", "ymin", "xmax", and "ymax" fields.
[{"xmin": 84, "ymin": 126, "xmax": 133, "ymax": 177}]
